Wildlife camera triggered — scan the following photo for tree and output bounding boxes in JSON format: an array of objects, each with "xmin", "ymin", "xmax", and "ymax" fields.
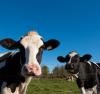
[
  {"xmin": 41, "ymin": 65, "xmax": 49, "ymax": 78},
  {"xmin": 52, "ymin": 66, "xmax": 59, "ymax": 78},
  {"xmin": 52, "ymin": 66, "xmax": 68, "ymax": 78}
]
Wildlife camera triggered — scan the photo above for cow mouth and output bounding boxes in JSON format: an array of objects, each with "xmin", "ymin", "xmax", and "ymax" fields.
[
  {"xmin": 25, "ymin": 72, "xmax": 35, "ymax": 76},
  {"xmin": 25, "ymin": 70, "xmax": 41, "ymax": 76},
  {"xmin": 68, "ymin": 69, "xmax": 75, "ymax": 73},
  {"xmin": 23, "ymin": 64, "xmax": 42, "ymax": 76}
]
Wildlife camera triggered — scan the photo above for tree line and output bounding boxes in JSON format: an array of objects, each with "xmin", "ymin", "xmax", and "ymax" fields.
[{"xmin": 40, "ymin": 65, "xmax": 74, "ymax": 80}]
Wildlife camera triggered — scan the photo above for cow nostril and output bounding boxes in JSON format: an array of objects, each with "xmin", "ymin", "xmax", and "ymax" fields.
[
  {"xmin": 24, "ymin": 66, "xmax": 28, "ymax": 72},
  {"xmin": 24, "ymin": 64, "xmax": 33, "ymax": 72},
  {"xmin": 23, "ymin": 64, "xmax": 41, "ymax": 76}
]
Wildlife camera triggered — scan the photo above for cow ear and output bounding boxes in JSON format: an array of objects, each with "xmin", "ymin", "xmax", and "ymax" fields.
[
  {"xmin": 57, "ymin": 56, "xmax": 66, "ymax": 63},
  {"xmin": 80, "ymin": 54, "xmax": 92, "ymax": 62},
  {"xmin": 0, "ymin": 38, "xmax": 19, "ymax": 50},
  {"xmin": 44, "ymin": 39, "xmax": 60, "ymax": 50}
]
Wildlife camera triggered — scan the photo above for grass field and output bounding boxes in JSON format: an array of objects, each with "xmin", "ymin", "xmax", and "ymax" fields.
[{"xmin": 27, "ymin": 79, "xmax": 81, "ymax": 94}]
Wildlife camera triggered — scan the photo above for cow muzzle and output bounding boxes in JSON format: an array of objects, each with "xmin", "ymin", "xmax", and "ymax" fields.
[
  {"xmin": 23, "ymin": 64, "xmax": 42, "ymax": 76},
  {"xmin": 65, "ymin": 64, "xmax": 74, "ymax": 70}
]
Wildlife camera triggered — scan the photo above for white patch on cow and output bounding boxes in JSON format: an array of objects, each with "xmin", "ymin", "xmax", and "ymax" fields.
[
  {"xmin": 0, "ymin": 61, "xmax": 6, "ymax": 69},
  {"xmin": 1, "ymin": 82, "xmax": 7, "ymax": 90},
  {"xmin": 73, "ymin": 72, "xmax": 79, "ymax": 78},
  {"xmin": 18, "ymin": 77, "xmax": 32, "ymax": 94},
  {"xmin": 87, "ymin": 61, "xmax": 91, "ymax": 66},
  {"xmin": 1, "ymin": 82, "xmax": 8, "ymax": 94},
  {"xmin": 92, "ymin": 85, "xmax": 97, "ymax": 94},
  {"xmin": 0, "ymin": 78, "xmax": 32, "ymax": 94},
  {"xmin": 0, "ymin": 52, "xmax": 9, "ymax": 57},
  {"xmin": 85, "ymin": 88, "xmax": 93, "ymax": 94},
  {"xmin": 81, "ymin": 87, "xmax": 86, "ymax": 94},
  {"xmin": 81, "ymin": 87, "xmax": 96, "ymax": 94},
  {"xmin": 68, "ymin": 51, "xmax": 78, "ymax": 64},
  {"xmin": 19, "ymin": 83, "xmax": 26, "ymax": 93},
  {"xmin": 10, "ymin": 51, "xmax": 19, "ymax": 57},
  {"xmin": 1, "ymin": 87, "xmax": 9, "ymax": 94},
  {"xmin": 47, "ymin": 46, "xmax": 52, "ymax": 50},
  {"xmin": 69, "ymin": 51, "xmax": 78, "ymax": 57},
  {"xmin": 20, "ymin": 31, "xmax": 43, "ymax": 76},
  {"xmin": 92, "ymin": 62, "xmax": 100, "ymax": 69},
  {"xmin": 1, "ymin": 87, "xmax": 19, "ymax": 94}
]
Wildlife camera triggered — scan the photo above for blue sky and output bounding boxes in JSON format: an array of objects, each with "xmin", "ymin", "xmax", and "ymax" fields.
[{"xmin": 0, "ymin": 0, "xmax": 100, "ymax": 72}]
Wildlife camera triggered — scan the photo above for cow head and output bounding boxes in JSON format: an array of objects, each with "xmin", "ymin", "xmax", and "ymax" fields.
[
  {"xmin": 0, "ymin": 31, "xmax": 60, "ymax": 77},
  {"xmin": 57, "ymin": 51, "xmax": 92, "ymax": 74}
]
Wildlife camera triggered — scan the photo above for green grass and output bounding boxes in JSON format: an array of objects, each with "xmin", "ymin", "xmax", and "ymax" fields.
[{"xmin": 27, "ymin": 79, "xmax": 81, "ymax": 94}]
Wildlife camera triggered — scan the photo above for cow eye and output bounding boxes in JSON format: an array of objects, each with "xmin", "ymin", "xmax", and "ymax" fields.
[
  {"xmin": 36, "ymin": 46, "xmax": 43, "ymax": 64},
  {"xmin": 20, "ymin": 36, "xmax": 24, "ymax": 40},
  {"xmin": 40, "ymin": 38, "xmax": 44, "ymax": 42},
  {"xmin": 74, "ymin": 55, "xmax": 79, "ymax": 58},
  {"xmin": 72, "ymin": 55, "xmax": 79, "ymax": 63}
]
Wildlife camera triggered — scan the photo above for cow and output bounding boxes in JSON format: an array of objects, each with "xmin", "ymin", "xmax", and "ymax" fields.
[
  {"xmin": 57, "ymin": 51, "xmax": 100, "ymax": 94},
  {"xmin": 0, "ymin": 31, "xmax": 60, "ymax": 94}
]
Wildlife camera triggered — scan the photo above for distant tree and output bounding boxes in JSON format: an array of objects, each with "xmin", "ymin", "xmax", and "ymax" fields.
[
  {"xmin": 41, "ymin": 65, "xmax": 49, "ymax": 78},
  {"xmin": 52, "ymin": 66, "xmax": 68, "ymax": 78},
  {"xmin": 52, "ymin": 66, "xmax": 59, "ymax": 77},
  {"xmin": 58, "ymin": 66, "xmax": 67, "ymax": 78}
]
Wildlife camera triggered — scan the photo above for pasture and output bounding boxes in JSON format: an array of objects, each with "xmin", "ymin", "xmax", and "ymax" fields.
[{"xmin": 27, "ymin": 79, "xmax": 80, "ymax": 94}]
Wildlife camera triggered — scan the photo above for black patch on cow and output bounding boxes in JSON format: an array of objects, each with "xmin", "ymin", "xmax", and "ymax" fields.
[
  {"xmin": 0, "ymin": 50, "xmax": 26, "ymax": 93},
  {"xmin": 57, "ymin": 56, "xmax": 66, "ymax": 63},
  {"xmin": 44, "ymin": 39, "xmax": 60, "ymax": 50},
  {"xmin": 36, "ymin": 46, "xmax": 43, "ymax": 64},
  {"xmin": 0, "ymin": 80, "xmax": 3, "ymax": 92},
  {"xmin": 77, "ymin": 62, "xmax": 98, "ymax": 89},
  {"xmin": 80, "ymin": 54, "xmax": 92, "ymax": 62},
  {"xmin": 70, "ymin": 55, "xmax": 80, "ymax": 63},
  {"xmin": 65, "ymin": 55, "xmax": 70, "ymax": 62},
  {"xmin": 0, "ymin": 52, "xmax": 12, "ymax": 61}
]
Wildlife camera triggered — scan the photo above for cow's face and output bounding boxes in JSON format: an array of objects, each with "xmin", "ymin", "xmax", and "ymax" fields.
[
  {"xmin": 57, "ymin": 51, "xmax": 92, "ymax": 74},
  {"xmin": 57, "ymin": 51, "xmax": 80, "ymax": 73},
  {"xmin": 19, "ymin": 32, "xmax": 44, "ymax": 76},
  {"xmin": 0, "ymin": 31, "xmax": 60, "ymax": 77}
]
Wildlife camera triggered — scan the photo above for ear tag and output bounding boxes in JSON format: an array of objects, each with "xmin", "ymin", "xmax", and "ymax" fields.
[{"xmin": 47, "ymin": 46, "xmax": 52, "ymax": 50}]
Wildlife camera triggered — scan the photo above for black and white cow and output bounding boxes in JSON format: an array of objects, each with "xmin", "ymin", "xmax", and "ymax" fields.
[
  {"xmin": 57, "ymin": 51, "xmax": 100, "ymax": 94},
  {"xmin": 0, "ymin": 31, "xmax": 60, "ymax": 94}
]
